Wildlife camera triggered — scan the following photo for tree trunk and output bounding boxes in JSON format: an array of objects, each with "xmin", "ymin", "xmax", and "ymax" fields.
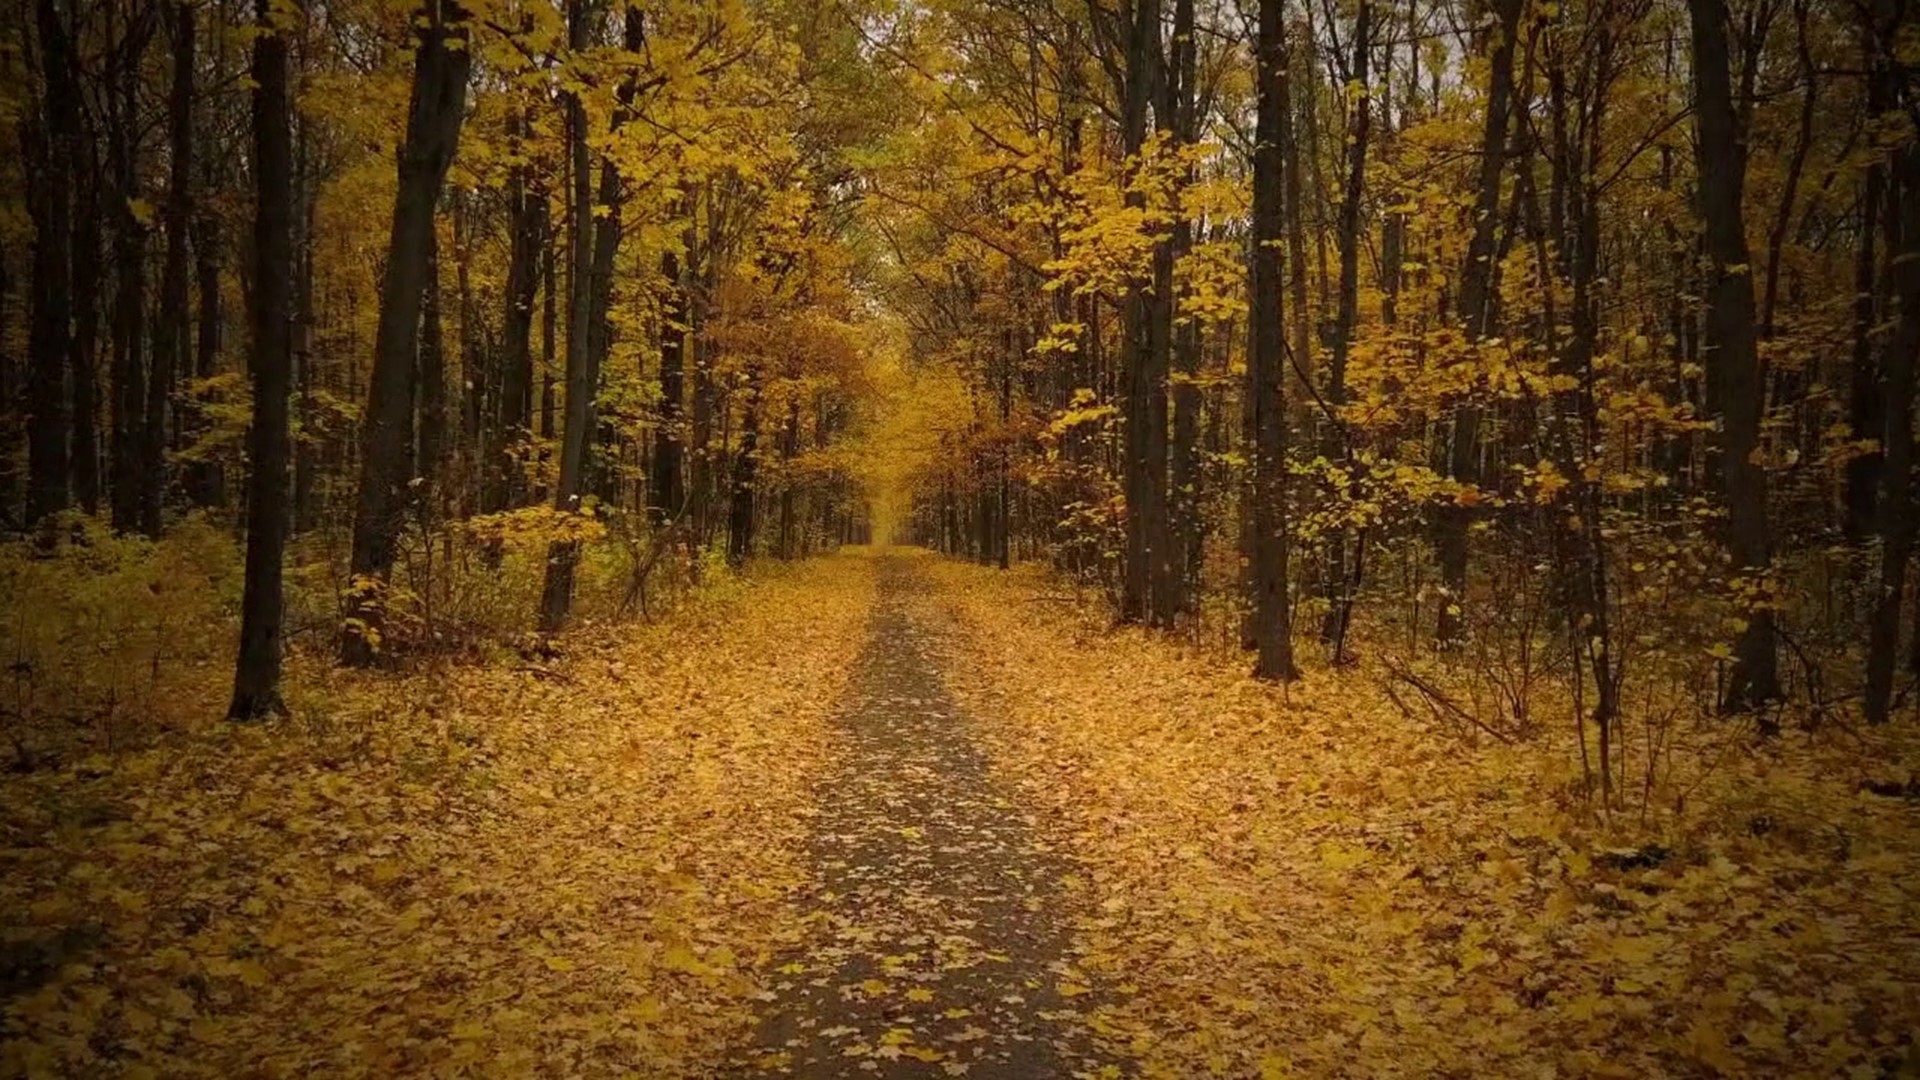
[
  {"xmin": 1435, "ymin": 0, "xmax": 1522, "ymax": 649},
  {"xmin": 342, "ymin": 0, "xmax": 471, "ymax": 664},
  {"xmin": 147, "ymin": 0, "xmax": 195, "ymax": 537},
  {"xmin": 23, "ymin": 0, "xmax": 77, "ymax": 525},
  {"xmin": 109, "ymin": 8, "xmax": 155, "ymax": 535},
  {"xmin": 228, "ymin": 0, "xmax": 296, "ymax": 720},
  {"xmin": 728, "ymin": 365, "xmax": 761, "ymax": 566},
  {"xmin": 72, "ymin": 164, "xmax": 103, "ymax": 517},
  {"xmin": 418, "ymin": 223, "xmax": 448, "ymax": 491},
  {"xmin": 1321, "ymin": 0, "xmax": 1371, "ymax": 652},
  {"xmin": 490, "ymin": 109, "xmax": 541, "ymax": 516},
  {"xmin": 1118, "ymin": 0, "xmax": 1165, "ymax": 625},
  {"xmin": 1250, "ymin": 0, "xmax": 1299, "ymax": 681},
  {"xmin": 1689, "ymin": 0, "xmax": 1780, "ymax": 712},
  {"xmin": 649, "ymin": 242, "xmax": 688, "ymax": 523},
  {"xmin": 541, "ymin": 4, "xmax": 643, "ymax": 629},
  {"xmin": 1864, "ymin": 137, "xmax": 1919, "ymax": 725},
  {"xmin": 1844, "ymin": 56, "xmax": 1890, "ymax": 541}
]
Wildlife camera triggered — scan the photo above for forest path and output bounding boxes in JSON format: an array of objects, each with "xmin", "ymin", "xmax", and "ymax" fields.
[{"xmin": 733, "ymin": 556, "xmax": 1108, "ymax": 1079}]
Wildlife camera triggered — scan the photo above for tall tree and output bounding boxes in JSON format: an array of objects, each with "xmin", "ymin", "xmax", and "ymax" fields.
[
  {"xmin": 147, "ymin": 0, "xmax": 196, "ymax": 537},
  {"xmin": 1865, "ymin": 133, "xmax": 1919, "ymax": 724},
  {"xmin": 540, "ymin": 2, "xmax": 644, "ymax": 629},
  {"xmin": 1689, "ymin": 0, "xmax": 1780, "ymax": 712},
  {"xmin": 108, "ymin": 5, "xmax": 155, "ymax": 535},
  {"xmin": 1434, "ymin": 0, "xmax": 1522, "ymax": 649},
  {"xmin": 1249, "ymin": 0, "xmax": 1298, "ymax": 681},
  {"xmin": 22, "ymin": 0, "xmax": 77, "ymax": 525},
  {"xmin": 342, "ymin": 0, "xmax": 471, "ymax": 664},
  {"xmin": 228, "ymin": 0, "xmax": 296, "ymax": 720}
]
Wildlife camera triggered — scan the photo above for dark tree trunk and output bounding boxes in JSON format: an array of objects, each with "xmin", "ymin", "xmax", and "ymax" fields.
[
  {"xmin": 1690, "ymin": 0, "xmax": 1780, "ymax": 711},
  {"xmin": 1865, "ymin": 137, "xmax": 1919, "ymax": 724},
  {"xmin": 1844, "ymin": 57, "xmax": 1890, "ymax": 541},
  {"xmin": 1321, "ymin": 0, "xmax": 1371, "ymax": 652},
  {"xmin": 1118, "ymin": 0, "xmax": 1166, "ymax": 625},
  {"xmin": 417, "ymin": 223, "xmax": 447, "ymax": 490},
  {"xmin": 1435, "ymin": 0, "xmax": 1522, "ymax": 649},
  {"xmin": 1165, "ymin": 0, "xmax": 1200, "ymax": 616},
  {"xmin": 343, "ymin": 0, "xmax": 471, "ymax": 664},
  {"xmin": 1250, "ymin": 0, "xmax": 1299, "ymax": 681},
  {"xmin": 728, "ymin": 366, "xmax": 761, "ymax": 566},
  {"xmin": 148, "ymin": 0, "xmax": 196, "ymax": 537},
  {"xmin": 292, "ymin": 120, "xmax": 319, "ymax": 532},
  {"xmin": 23, "ymin": 0, "xmax": 77, "ymax": 524},
  {"xmin": 778, "ymin": 397, "xmax": 800, "ymax": 558},
  {"xmin": 109, "ymin": 7, "xmax": 155, "ymax": 535},
  {"xmin": 186, "ymin": 202, "xmax": 224, "ymax": 507},
  {"xmin": 72, "ymin": 166, "xmax": 104, "ymax": 517},
  {"xmin": 228, "ymin": 0, "xmax": 296, "ymax": 720},
  {"xmin": 490, "ymin": 109, "xmax": 541, "ymax": 515},
  {"xmin": 649, "ymin": 243, "xmax": 688, "ymax": 523},
  {"xmin": 539, "ymin": 209, "xmax": 557, "ymax": 443},
  {"xmin": 541, "ymin": 5, "xmax": 643, "ymax": 630}
]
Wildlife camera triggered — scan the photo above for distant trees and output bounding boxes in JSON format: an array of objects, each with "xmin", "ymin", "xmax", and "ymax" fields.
[
  {"xmin": 4, "ymin": 0, "xmax": 879, "ymax": 693},
  {"xmin": 882, "ymin": 0, "xmax": 1920, "ymax": 725}
]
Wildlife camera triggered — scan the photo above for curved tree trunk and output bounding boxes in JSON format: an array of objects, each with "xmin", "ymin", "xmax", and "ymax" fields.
[{"xmin": 342, "ymin": 0, "xmax": 471, "ymax": 663}]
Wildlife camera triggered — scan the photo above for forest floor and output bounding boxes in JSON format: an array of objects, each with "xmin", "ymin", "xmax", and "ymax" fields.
[{"xmin": 5, "ymin": 549, "xmax": 1920, "ymax": 1078}]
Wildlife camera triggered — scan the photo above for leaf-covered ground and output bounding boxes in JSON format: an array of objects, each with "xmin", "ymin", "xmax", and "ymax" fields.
[
  {"xmin": 8, "ymin": 550, "xmax": 1920, "ymax": 1078},
  {"xmin": 739, "ymin": 556, "xmax": 1106, "ymax": 1078},
  {"xmin": 932, "ymin": 559, "xmax": 1920, "ymax": 1078},
  {"xmin": 2, "ymin": 559, "xmax": 873, "ymax": 1077}
]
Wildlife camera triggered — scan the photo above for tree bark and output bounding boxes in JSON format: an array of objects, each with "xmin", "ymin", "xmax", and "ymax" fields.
[
  {"xmin": 1864, "ymin": 136, "xmax": 1919, "ymax": 724},
  {"xmin": 489, "ymin": 107, "xmax": 541, "ymax": 516},
  {"xmin": 1321, "ymin": 0, "xmax": 1371, "ymax": 652},
  {"xmin": 228, "ymin": 0, "xmax": 296, "ymax": 720},
  {"xmin": 649, "ymin": 241, "xmax": 688, "ymax": 523},
  {"xmin": 148, "ymin": 0, "xmax": 196, "ymax": 537},
  {"xmin": 541, "ymin": 4, "xmax": 644, "ymax": 629},
  {"xmin": 23, "ymin": 0, "xmax": 77, "ymax": 524},
  {"xmin": 1689, "ymin": 0, "xmax": 1781, "ymax": 711},
  {"xmin": 109, "ymin": 7, "xmax": 155, "ymax": 535},
  {"xmin": 1434, "ymin": 0, "xmax": 1522, "ymax": 649},
  {"xmin": 342, "ymin": 0, "xmax": 471, "ymax": 664},
  {"xmin": 1250, "ymin": 0, "xmax": 1299, "ymax": 681}
]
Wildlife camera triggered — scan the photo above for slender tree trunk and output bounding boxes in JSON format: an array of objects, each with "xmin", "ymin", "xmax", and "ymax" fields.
[
  {"xmin": 291, "ymin": 120, "xmax": 319, "ymax": 532},
  {"xmin": 1118, "ymin": 0, "xmax": 1164, "ymax": 624},
  {"xmin": 23, "ymin": 0, "xmax": 77, "ymax": 525},
  {"xmin": 342, "ymin": 0, "xmax": 471, "ymax": 663},
  {"xmin": 1434, "ymin": 0, "xmax": 1521, "ymax": 649},
  {"xmin": 1164, "ymin": 0, "xmax": 1201, "ymax": 615},
  {"xmin": 1844, "ymin": 56, "xmax": 1889, "ymax": 540},
  {"xmin": 418, "ymin": 224, "xmax": 447, "ymax": 490},
  {"xmin": 186, "ymin": 202, "xmax": 223, "ymax": 507},
  {"xmin": 490, "ymin": 110, "xmax": 540, "ymax": 516},
  {"xmin": 1250, "ymin": 0, "xmax": 1299, "ymax": 681},
  {"xmin": 147, "ymin": 0, "xmax": 195, "ymax": 537},
  {"xmin": 72, "ymin": 165, "xmax": 103, "ymax": 517},
  {"xmin": 728, "ymin": 365, "xmax": 761, "ymax": 566},
  {"xmin": 1864, "ymin": 138, "xmax": 1920, "ymax": 724},
  {"xmin": 1321, "ymin": 0, "xmax": 1371, "ymax": 652},
  {"xmin": 649, "ymin": 241, "xmax": 688, "ymax": 523},
  {"xmin": 1690, "ymin": 0, "xmax": 1781, "ymax": 711},
  {"xmin": 109, "ymin": 9, "xmax": 155, "ymax": 535},
  {"xmin": 228, "ymin": 0, "xmax": 296, "ymax": 720},
  {"xmin": 542, "ymin": 5, "xmax": 643, "ymax": 629}
]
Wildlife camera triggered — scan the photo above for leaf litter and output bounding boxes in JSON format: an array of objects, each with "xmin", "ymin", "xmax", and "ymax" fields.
[{"xmin": 2, "ymin": 559, "xmax": 873, "ymax": 1077}]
